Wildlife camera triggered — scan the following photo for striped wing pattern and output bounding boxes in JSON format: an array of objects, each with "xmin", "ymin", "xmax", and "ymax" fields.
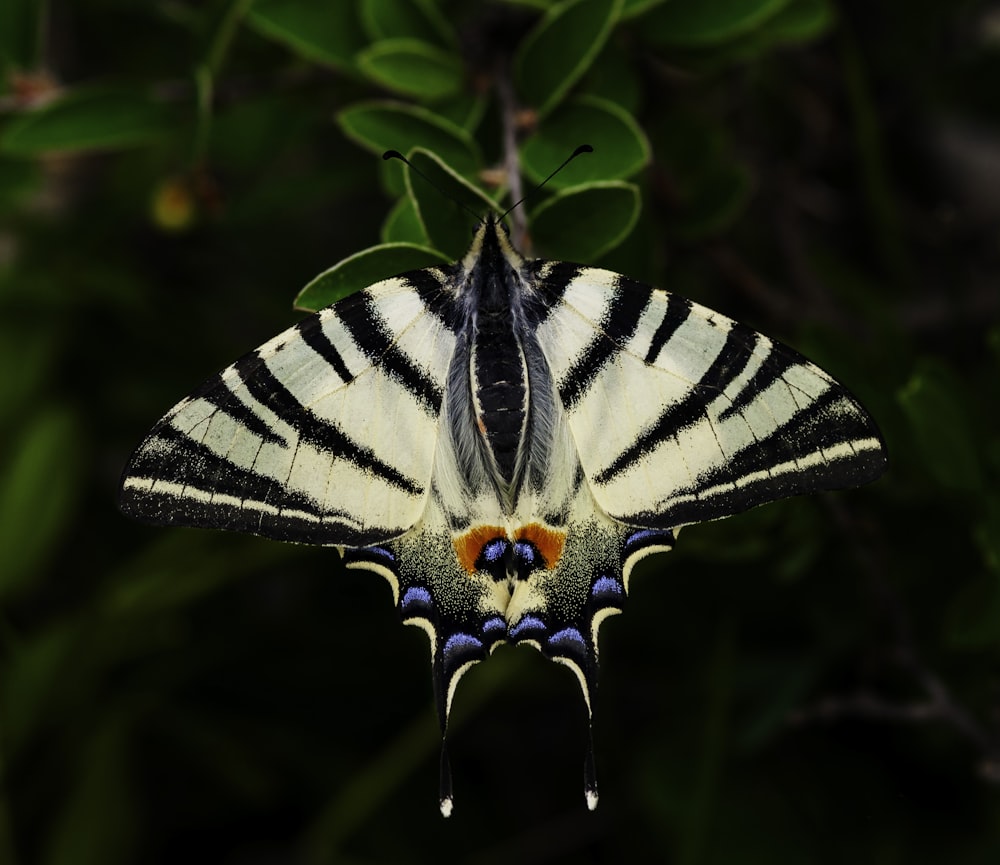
[
  {"xmin": 120, "ymin": 273, "xmax": 458, "ymax": 546},
  {"xmin": 533, "ymin": 265, "xmax": 886, "ymax": 529},
  {"xmin": 120, "ymin": 219, "xmax": 886, "ymax": 814}
]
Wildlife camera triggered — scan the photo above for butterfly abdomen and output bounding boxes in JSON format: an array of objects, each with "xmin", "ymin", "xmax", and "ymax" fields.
[{"xmin": 469, "ymin": 308, "xmax": 529, "ymax": 489}]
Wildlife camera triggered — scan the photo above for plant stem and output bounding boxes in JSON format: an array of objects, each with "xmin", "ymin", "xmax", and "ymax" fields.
[
  {"xmin": 191, "ymin": 0, "xmax": 255, "ymax": 168},
  {"xmin": 496, "ymin": 61, "xmax": 527, "ymax": 248}
]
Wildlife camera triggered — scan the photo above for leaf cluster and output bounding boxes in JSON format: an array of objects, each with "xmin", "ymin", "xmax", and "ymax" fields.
[{"xmin": 1, "ymin": 1, "xmax": 998, "ymax": 864}]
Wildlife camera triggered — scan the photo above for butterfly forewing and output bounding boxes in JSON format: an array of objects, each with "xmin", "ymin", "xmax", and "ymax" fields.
[
  {"xmin": 533, "ymin": 266, "xmax": 885, "ymax": 529},
  {"xmin": 120, "ymin": 274, "xmax": 458, "ymax": 546}
]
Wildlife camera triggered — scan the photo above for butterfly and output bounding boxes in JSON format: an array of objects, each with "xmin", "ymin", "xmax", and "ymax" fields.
[{"xmin": 119, "ymin": 188, "xmax": 886, "ymax": 815}]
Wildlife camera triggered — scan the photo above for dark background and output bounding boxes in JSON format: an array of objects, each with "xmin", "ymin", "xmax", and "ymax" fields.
[{"xmin": 1, "ymin": 0, "xmax": 998, "ymax": 863}]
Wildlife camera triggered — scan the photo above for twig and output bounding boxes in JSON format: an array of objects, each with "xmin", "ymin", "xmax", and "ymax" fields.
[
  {"xmin": 495, "ymin": 61, "xmax": 526, "ymax": 248},
  {"xmin": 191, "ymin": 0, "xmax": 255, "ymax": 168}
]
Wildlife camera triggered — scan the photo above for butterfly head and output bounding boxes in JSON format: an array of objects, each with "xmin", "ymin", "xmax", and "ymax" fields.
[
  {"xmin": 466, "ymin": 143, "xmax": 593, "ymax": 280},
  {"xmin": 461, "ymin": 215, "xmax": 525, "ymax": 301}
]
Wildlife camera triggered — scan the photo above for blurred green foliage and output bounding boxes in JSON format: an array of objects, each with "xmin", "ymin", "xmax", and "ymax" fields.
[{"xmin": 1, "ymin": 0, "xmax": 999, "ymax": 863}]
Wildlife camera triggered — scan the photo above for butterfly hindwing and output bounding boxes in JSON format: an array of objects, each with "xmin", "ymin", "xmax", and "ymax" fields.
[
  {"xmin": 532, "ymin": 266, "xmax": 886, "ymax": 530},
  {"xmin": 120, "ymin": 272, "xmax": 459, "ymax": 546},
  {"xmin": 344, "ymin": 496, "xmax": 508, "ymax": 724}
]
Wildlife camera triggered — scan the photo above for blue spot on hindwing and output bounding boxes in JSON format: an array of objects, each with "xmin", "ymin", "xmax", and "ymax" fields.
[
  {"xmin": 443, "ymin": 633, "xmax": 483, "ymax": 668},
  {"xmin": 482, "ymin": 539, "xmax": 509, "ymax": 563},
  {"xmin": 482, "ymin": 616, "xmax": 507, "ymax": 637},
  {"xmin": 444, "ymin": 632, "xmax": 483, "ymax": 654},
  {"xmin": 509, "ymin": 615, "xmax": 546, "ymax": 640},
  {"xmin": 624, "ymin": 528, "xmax": 674, "ymax": 552},
  {"xmin": 401, "ymin": 586, "xmax": 432, "ymax": 614},
  {"xmin": 548, "ymin": 627, "xmax": 587, "ymax": 653},
  {"xmin": 591, "ymin": 575, "xmax": 623, "ymax": 601},
  {"xmin": 513, "ymin": 541, "xmax": 537, "ymax": 567},
  {"xmin": 475, "ymin": 538, "xmax": 512, "ymax": 579}
]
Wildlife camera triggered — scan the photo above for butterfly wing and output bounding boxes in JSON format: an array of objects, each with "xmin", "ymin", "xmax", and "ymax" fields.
[
  {"xmin": 119, "ymin": 270, "xmax": 459, "ymax": 546},
  {"xmin": 531, "ymin": 265, "xmax": 886, "ymax": 529}
]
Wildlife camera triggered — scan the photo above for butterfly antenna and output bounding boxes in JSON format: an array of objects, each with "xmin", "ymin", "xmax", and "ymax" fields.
[
  {"xmin": 500, "ymin": 143, "xmax": 593, "ymax": 221},
  {"xmin": 382, "ymin": 150, "xmax": 481, "ymax": 222}
]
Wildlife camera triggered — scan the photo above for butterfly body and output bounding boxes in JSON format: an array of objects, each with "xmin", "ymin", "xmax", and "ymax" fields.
[{"xmin": 120, "ymin": 216, "xmax": 886, "ymax": 815}]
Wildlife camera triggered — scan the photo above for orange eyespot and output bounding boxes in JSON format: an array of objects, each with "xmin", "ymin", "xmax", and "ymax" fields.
[
  {"xmin": 453, "ymin": 525, "xmax": 507, "ymax": 574},
  {"xmin": 515, "ymin": 523, "xmax": 566, "ymax": 570},
  {"xmin": 452, "ymin": 523, "xmax": 567, "ymax": 574}
]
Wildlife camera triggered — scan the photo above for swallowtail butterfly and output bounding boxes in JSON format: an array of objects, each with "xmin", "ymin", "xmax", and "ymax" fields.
[{"xmin": 120, "ymin": 185, "xmax": 886, "ymax": 815}]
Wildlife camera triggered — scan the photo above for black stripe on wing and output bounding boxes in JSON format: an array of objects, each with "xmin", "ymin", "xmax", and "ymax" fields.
[
  {"xmin": 558, "ymin": 275, "xmax": 653, "ymax": 410},
  {"xmin": 593, "ymin": 322, "xmax": 762, "ymax": 485},
  {"xmin": 524, "ymin": 261, "xmax": 582, "ymax": 326},
  {"xmin": 718, "ymin": 346, "xmax": 798, "ymax": 422},
  {"xmin": 403, "ymin": 267, "xmax": 463, "ymax": 332},
  {"xmin": 120, "ymin": 426, "xmax": 402, "ymax": 544},
  {"xmin": 234, "ymin": 351, "xmax": 423, "ymax": 495},
  {"xmin": 188, "ymin": 372, "xmax": 287, "ymax": 446},
  {"xmin": 643, "ymin": 294, "xmax": 692, "ymax": 365},
  {"xmin": 624, "ymin": 389, "xmax": 887, "ymax": 528},
  {"xmin": 335, "ymin": 289, "xmax": 444, "ymax": 415},
  {"xmin": 296, "ymin": 316, "xmax": 354, "ymax": 385}
]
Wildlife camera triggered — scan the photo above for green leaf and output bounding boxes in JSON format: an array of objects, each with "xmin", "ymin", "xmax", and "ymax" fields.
[
  {"xmin": 520, "ymin": 95, "xmax": 649, "ymax": 190},
  {"xmin": 360, "ymin": 0, "xmax": 457, "ymax": 47},
  {"xmin": 381, "ymin": 195, "xmax": 429, "ymax": 244},
  {"xmin": 356, "ymin": 38, "xmax": 464, "ymax": 102},
  {"xmin": 0, "ymin": 87, "xmax": 170, "ymax": 155},
  {"xmin": 643, "ymin": 0, "xmax": 794, "ymax": 46},
  {"xmin": 672, "ymin": 0, "xmax": 836, "ymax": 71},
  {"xmin": 336, "ymin": 101, "xmax": 481, "ymax": 177},
  {"xmin": 515, "ymin": 0, "xmax": 625, "ymax": 117},
  {"xmin": 759, "ymin": 0, "xmax": 835, "ymax": 43},
  {"xmin": 405, "ymin": 148, "xmax": 499, "ymax": 259},
  {"xmin": 529, "ymin": 181, "xmax": 640, "ymax": 261},
  {"xmin": 431, "ymin": 91, "xmax": 489, "ymax": 132},
  {"xmin": 578, "ymin": 37, "xmax": 643, "ymax": 114},
  {"xmin": 248, "ymin": 0, "xmax": 366, "ymax": 69},
  {"xmin": 712, "ymin": 0, "xmax": 836, "ymax": 62},
  {"xmin": 896, "ymin": 359, "xmax": 982, "ymax": 492},
  {"xmin": 621, "ymin": 0, "xmax": 669, "ymax": 18},
  {"xmin": 294, "ymin": 243, "xmax": 451, "ymax": 312},
  {"xmin": 0, "ymin": 406, "xmax": 82, "ymax": 598}
]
